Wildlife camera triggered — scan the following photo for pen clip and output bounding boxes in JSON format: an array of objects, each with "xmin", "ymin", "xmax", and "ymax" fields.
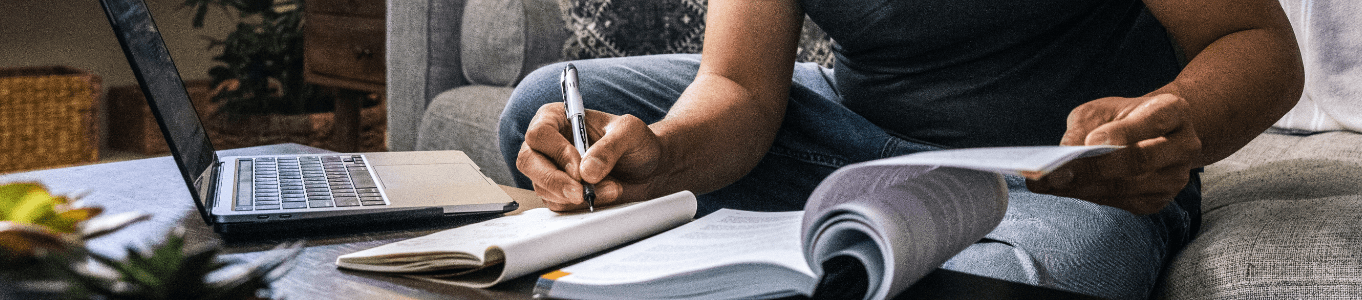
[{"xmin": 560, "ymin": 68, "xmax": 570, "ymax": 103}]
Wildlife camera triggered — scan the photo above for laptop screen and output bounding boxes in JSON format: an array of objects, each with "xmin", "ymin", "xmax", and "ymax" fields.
[{"xmin": 101, "ymin": 0, "xmax": 220, "ymax": 223}]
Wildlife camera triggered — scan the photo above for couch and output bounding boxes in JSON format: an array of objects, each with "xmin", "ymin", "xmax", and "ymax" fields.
[
  {"xmin": 385, "ymin": 0, "xmax": 1362, "ymax": 298},
  {"xmin": 1158, "ymin": 0, "xmax": 1362, "ymax": 298},
  {"xmin": 385, "ymin": 0, "xmax": 832, "ymax": 186}
]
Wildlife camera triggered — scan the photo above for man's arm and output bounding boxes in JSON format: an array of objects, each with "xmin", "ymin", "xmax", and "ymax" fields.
[
  {"xmin": 1144, "ymin": 0, "xmax": 1304, "ymax": 166},
  {"xmin": 640, "ymin": 0, "xmax": 806, "ymax": 197},
  {"xmin": 1029, "ymin": 0, "xmax": 1303, "ymax": 214},
  {"xmin": 517, "ymin": 0, "xmax": 805, "ymax": 210}
]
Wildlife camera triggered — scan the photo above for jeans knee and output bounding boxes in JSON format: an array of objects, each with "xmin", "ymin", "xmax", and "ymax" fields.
[{"xmin": 501, "ymin": 62, "xmax": 569, "ymax": 137}]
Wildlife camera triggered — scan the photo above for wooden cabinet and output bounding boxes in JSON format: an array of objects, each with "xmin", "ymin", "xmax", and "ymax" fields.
[
  {"xmin": 304, "ymin": 0, "xmax": 385, "ymax": 93},
  {"xmin": 303, "ymin": 0, "xmax": 385, "ymax": 152}
]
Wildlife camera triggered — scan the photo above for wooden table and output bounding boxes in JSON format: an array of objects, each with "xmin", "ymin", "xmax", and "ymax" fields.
[{"xmin": 0, "ymin": 144, "xmax": 1100, "ymax": 299}]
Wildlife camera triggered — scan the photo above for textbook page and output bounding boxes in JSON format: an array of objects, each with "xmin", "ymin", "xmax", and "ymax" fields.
[
  {"xmin": 801, "ymin": 145, "xmax": 1118, "ymax": 299},
  {"xmin": 550, "ymin": 209, "xmax": 810, "ymax": 284},
  {"xmin": 336, "ymin": 191, "xmax": 697, "ymax": 288},
  {"xmin": 870, "ymin": 145, "xmax": 1122, "ymax": 176},
  {"xmin": 541, "ymin": 209, "xmax": 817, "ymax": 299}
]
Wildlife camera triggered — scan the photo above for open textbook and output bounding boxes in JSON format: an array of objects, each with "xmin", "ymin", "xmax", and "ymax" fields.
[{"xmin": 336, "ymin": 145, "xmax": 1118, "ymax": 297}]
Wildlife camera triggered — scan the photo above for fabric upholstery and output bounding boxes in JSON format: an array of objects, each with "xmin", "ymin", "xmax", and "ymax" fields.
[
  {"xmin": 559, "ymin": 0, "xmax": 707, "ymax": 60},
  {"xmin": 1159, "ymin": 131, "xmax": 1362, "ymax": 299},
  {"xmin": 1271, "ymin": 0, "xmax": 1362, "ymax": 133},
  {"xmin": 386, "ymin": 0, "xmax": 434, "ymax": 151},
  {"xmin": 558, "ymin": 0, "xmax": 836, "ymax": 67},
  {"xmin": 388, "ymin": 0, "xmax": 560, "ymax": 151},
  {"xmin": 796, "ymin": 16, "xmax": 836, "ymax": 68},
  {"xmin": 461, "ymin": 0, "xmax": 527, "ymax": 86},
  {"xmin": 387, "ymin": 0, "xmax": 470, "ymax": 151},
  {"xmin": 461, "ymin": 0, "xmax": 566, "ymax": 87},
  {"xmin": 416, "ymin": 85, "xmax": 516, "ymax": 185}
]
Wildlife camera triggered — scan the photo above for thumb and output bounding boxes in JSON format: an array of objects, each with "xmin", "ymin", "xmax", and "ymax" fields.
[
  {"xmin": 1062, "ymin": 98, "xmax": 1122, "ymax": 146},
  {"xmin": 579, "ymin": 114, "xmax": 652, "ymax": 183},
  {"xmin": 1084, "ymin": 94, "xmax": 1188, "ymax": 146}
]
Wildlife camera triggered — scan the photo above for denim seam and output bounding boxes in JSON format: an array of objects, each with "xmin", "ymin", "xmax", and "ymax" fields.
[
  {"xmin": 767, "ymin": 145, "xmax": 849, "ymax": 169},
  {"xmin": 878, "ymin": 137, "xmax": 903, "ymax": 159}
]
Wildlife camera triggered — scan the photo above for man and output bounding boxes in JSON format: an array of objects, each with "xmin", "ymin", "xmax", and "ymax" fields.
[{"xmin": 498, "ymin": 0, "xmax": 1302, "ymax": 298}]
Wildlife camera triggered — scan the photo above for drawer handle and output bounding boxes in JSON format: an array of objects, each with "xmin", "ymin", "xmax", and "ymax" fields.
[{"xmin": 353, "ymin": 47, "xmax": 376, "ymax": 60}]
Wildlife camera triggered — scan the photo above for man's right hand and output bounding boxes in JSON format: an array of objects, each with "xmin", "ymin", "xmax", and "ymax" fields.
[{"xmin": 517, "ymin": 103, "xmax": 664, "ymax": 211}]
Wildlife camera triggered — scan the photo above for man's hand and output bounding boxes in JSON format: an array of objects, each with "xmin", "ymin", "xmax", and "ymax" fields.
[
  {"xmin": 517, "ymin": 103, "xmax": 664, "ymax": 211},
  {"xmin": 1027, "ymin": 94, "xmax": 1202, "ymax": 215}
]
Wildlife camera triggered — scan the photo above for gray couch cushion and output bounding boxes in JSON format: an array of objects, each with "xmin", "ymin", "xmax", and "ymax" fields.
[
  {"xmin": 416, "ymin": 85, "xmax": 516, "ymax": 185},
  {"xmin": 1160, "ymin": 131, "xmax": 1362, "ymax": 298},
  {"xmin": 461, "ymin": 0, "xmax": 566, "ymax": 87}
]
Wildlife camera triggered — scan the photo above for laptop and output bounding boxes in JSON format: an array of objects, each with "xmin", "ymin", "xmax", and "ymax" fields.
[{"xmin": 100, "ymin": 0, "xmax": 518, "ymax": 234}]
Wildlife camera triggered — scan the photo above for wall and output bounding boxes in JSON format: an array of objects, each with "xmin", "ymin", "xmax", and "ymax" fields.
[
  {"xmin": 1, "ymin": 0, "xmax": 241, "ymax": 158},
  {"xmin": 0, "ymin": 0, "xmax": 240, "ymax": 88}
]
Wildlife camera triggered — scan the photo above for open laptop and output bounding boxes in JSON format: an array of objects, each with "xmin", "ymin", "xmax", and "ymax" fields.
[{"xmin": 100, "ymin": 0, "xmax": 517, "ymax": 234}]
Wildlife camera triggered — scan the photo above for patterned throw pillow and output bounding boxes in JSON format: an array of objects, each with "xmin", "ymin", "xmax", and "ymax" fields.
[
  {"xmin": 560, "ymin": 0, "xmax": 835, "ymax": 68},
  {"xmin": 796, "ymin": 15, "xmax": 836, "ymax": 68}
]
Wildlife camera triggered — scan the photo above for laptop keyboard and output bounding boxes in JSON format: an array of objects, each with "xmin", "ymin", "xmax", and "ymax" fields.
[{"xmin": 234, "ymin": 155, "xmax": 386, "ymax": 211}]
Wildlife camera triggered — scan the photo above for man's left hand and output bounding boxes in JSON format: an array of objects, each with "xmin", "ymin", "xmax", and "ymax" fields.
[{"xmin": 1027, "ymin": 94, "xmax": 1202, "ymax": 215}]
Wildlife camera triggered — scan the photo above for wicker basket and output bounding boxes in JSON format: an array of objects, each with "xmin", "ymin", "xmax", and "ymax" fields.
[{"xmin": 0, "ymin": 66, "xmax": 102, "ymax": 173}]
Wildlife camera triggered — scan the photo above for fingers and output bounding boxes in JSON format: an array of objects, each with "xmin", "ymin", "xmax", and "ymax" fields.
[
  {"xmin": 519, "ymin": 103, "xmax": 587, "ymax": 209},
  {"xmin": 1040, "ymin": 164, "xmax": 1189, "ymax": 199},
  {"xmin": 1037, "ymin": 94, "xmax": 1201, "ymax": 215},
  {"xmin": 517, "ymin": 104, "xmax": 662, "ymax": 212},
  {"xmin": 578, "ymin": 111, "xmax": 630, "ymax": 183},
  {"xmin": 581, "ymin": 113, "xmax": 658, "ymax": 183},
  {"xmin": 521, "ymin": 142, "xmax": 585, "ymax": 207},
  {"xmin": 1028, "ymin": 164, "xmax": 1188, "ymax": 214},
  {"xmin": 1062, "ymin": 103, "xmax": 1109, "ymax": 146},
  {"xmin": 1084, "ymin": 94, "xmax": 1190, "ymax": 146}
]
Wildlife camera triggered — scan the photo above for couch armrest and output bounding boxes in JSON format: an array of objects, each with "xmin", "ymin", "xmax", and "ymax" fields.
[{"xmin": 386, "ymin": 0, "xmax": 470, "ymax": 151}]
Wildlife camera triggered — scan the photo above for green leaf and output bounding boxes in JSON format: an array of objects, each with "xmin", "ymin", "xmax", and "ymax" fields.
[
  {"xmin": 167, "ymin": 248, "xmax": 222, "ymax": 299},
  {"xmin": 121, "ymin": 247, "xmax": 164, "ymax": 288},
  {"xmin": 8, "ymin": 187, "xmax": 58, "ymax": 224},
  {"xmin": 0, "ymin": 183, "xmax": 40, "ymax": 211},
  {"xmin": 32, "ymin": 206, "xmax": 98, "ymax": 233}
]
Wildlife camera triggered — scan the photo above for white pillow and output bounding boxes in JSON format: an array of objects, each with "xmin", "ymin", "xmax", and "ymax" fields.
[{"xmin": 1272, "ymin": 0, "xmax": 1362, "ymax": 133}]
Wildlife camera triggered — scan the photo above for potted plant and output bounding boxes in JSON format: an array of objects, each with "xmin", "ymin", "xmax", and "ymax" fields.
[
  {"xmin": 0, "ymin": 183, "xmax": 302, "ymax": 299},
  {"xmin": 184, "ymin": 0, "xmax": 326, "ymax": 115},
  {"xmin": 156, "ymin": 0, "xmax": 386, "ymax": 153}
]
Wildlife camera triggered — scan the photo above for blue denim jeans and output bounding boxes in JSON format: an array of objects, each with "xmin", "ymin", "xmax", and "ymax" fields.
[{"xmin": 499, "ymin": 54, "xmax": 1197, "ymax": 300}]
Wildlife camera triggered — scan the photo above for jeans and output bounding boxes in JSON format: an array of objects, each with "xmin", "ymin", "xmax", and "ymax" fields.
[{"xmin": 498, "ymin": 54, "xmax": 1197, "ymax": 300}]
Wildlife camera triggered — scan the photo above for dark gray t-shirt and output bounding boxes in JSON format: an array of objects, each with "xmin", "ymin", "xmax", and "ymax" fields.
[{"xmin": 801, "ymin": 0, "xmax": 1182, "ymax": 148}]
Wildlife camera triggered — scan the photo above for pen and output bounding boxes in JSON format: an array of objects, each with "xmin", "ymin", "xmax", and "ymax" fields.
[{"xmin": 561, "ymin": 64, "xmax": 596, "ymax": 212}]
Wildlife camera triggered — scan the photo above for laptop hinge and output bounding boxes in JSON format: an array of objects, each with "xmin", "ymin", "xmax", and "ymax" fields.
[
  {"xmin": 197, "ymin": 160, "xmax": 220, "ymax": 226},
  {"xmin": 208, "ymin": 161, "xmax": 220, "ymax": 210}
]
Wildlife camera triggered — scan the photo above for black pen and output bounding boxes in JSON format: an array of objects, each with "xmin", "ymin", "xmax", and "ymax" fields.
[{"xmin": 561, "ymin": 64, "xmax": 596, "ymax": 212}]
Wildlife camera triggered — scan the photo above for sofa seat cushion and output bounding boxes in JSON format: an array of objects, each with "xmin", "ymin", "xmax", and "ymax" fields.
[
  {"xmin": 1160, "ymin": 131, "xmax": 1362, "ymax": 298},
  {"xmin": 417, "ymin": 85, "xmax": 516, "ymax": 185}
]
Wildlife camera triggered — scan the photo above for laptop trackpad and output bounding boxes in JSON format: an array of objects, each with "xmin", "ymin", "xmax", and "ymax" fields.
[{"xmin": 374, "ymin": 164, "xmax": 502, "ymax": 207}]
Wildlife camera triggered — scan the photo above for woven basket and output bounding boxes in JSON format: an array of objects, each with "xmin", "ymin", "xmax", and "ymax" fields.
[{"xmin": 0, "ymin": 66, "xmax": 102, "ymax": 173}]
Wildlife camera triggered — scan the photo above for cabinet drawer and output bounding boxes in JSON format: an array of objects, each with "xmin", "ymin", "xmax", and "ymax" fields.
[
  {"xmin": 307, "ymin": 0, "xmax": 384, "ymax": 18},
  {"xmin": 304, "ymin": 13, "xmax": 385, "ymax": 85}
]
